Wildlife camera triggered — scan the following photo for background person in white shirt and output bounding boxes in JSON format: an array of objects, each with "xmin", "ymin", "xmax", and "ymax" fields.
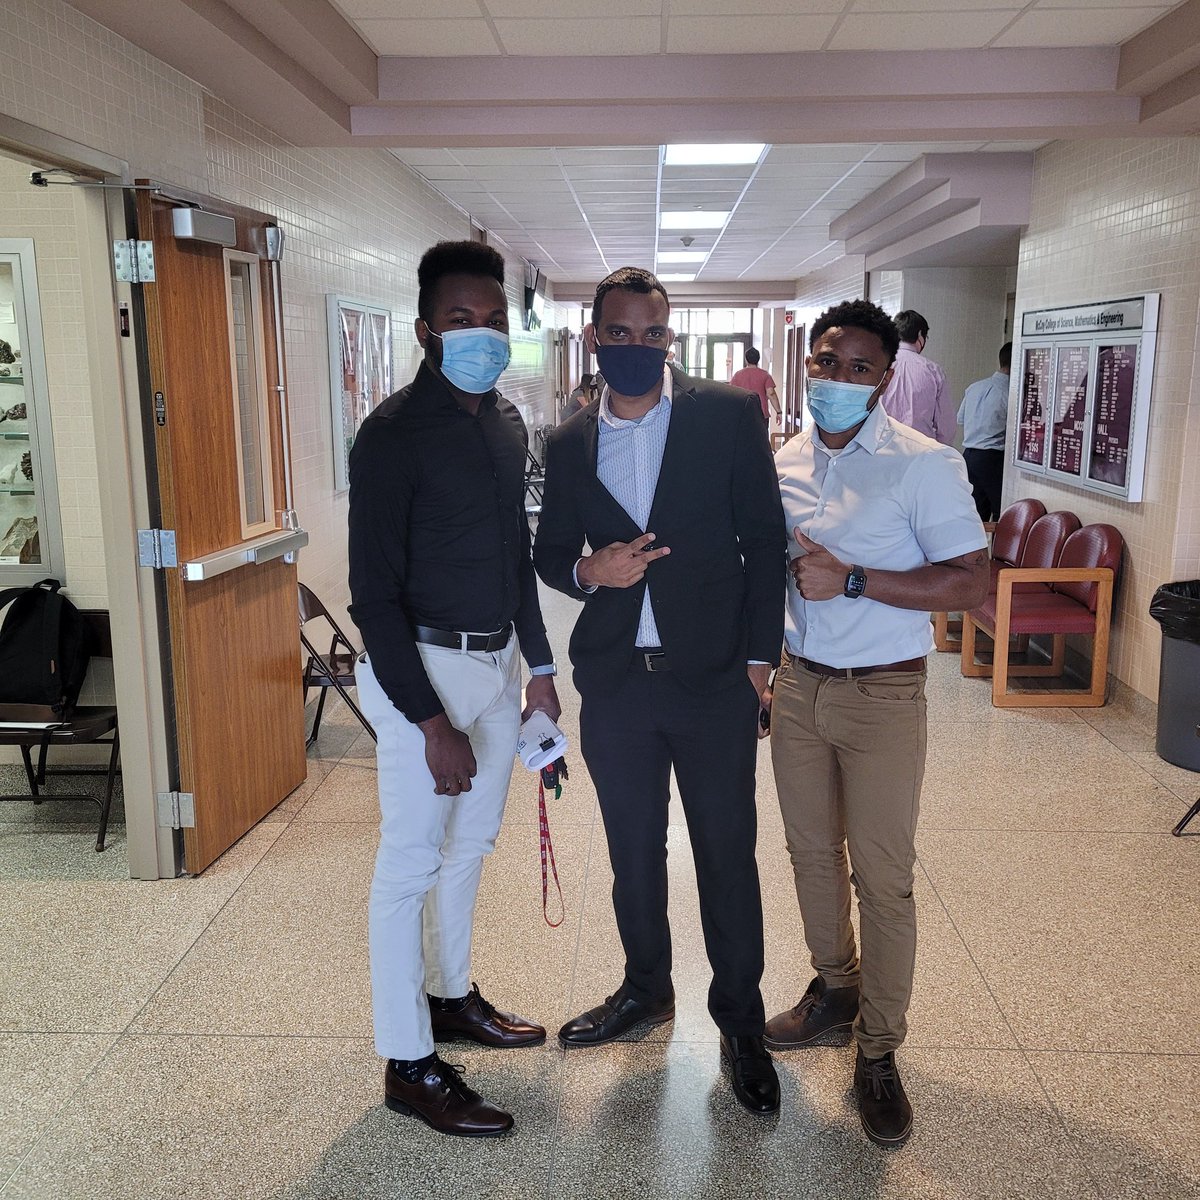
[
  {"xmin": 764, "ymin": 299, "xmax": 988, "ymax": 1148},
  {"xmin": 879, "ymin": 309, "xmax": 956, "ymax": 445},
  {"xmin": 957, "ymin": 341, "xmax": 1012, "ymax": 521}
]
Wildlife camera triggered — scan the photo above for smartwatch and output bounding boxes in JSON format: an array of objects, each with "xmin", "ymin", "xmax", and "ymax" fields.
[{"xmin": 843, "ymin": 565, "xmax": 868, "ymax": 599}]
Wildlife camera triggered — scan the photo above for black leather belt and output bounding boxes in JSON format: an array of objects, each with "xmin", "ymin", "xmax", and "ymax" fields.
[
  {"xmin": 636, "ymin": 649, "xmax": 670, "ymax": 672},
  {"xmin": 796, "ymin": 655, "xmax": 925, "ymax": 679},
  {"xmin": 414, "ymin": 624, "xmax": 512, "ymax": 652}
]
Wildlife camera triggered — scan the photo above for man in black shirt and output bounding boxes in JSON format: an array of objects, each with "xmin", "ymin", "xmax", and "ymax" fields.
[{"xmin": 349, "ymin": 241, "xmax": 560, "ymax": 1138}]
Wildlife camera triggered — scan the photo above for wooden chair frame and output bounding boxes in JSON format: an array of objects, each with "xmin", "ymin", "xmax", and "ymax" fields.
[{"xmin": 960, "ymin": 565, "xmax": 1115, "ymax": 707}]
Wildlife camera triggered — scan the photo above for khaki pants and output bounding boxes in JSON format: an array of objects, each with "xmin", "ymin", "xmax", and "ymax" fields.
[{"xmin": 770, "ymin": 650, "xmax": 927, "ymax": 1058}]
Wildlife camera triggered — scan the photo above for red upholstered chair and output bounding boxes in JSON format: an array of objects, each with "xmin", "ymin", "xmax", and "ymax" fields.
[
  {"xmin": 933, "ymin": 497, "xmax": 1047, "ymax": 652},
  {"xmin": 961, "ymin": 523, "xmax": 1123, "ymax": 707},
  {"xmin": 989, "ymin": 497, "xmax": 1047, "ymax": 583}
]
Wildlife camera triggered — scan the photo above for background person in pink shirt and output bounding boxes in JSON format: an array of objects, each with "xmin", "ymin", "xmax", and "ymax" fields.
[
  {"xmin": 879, "ymin": 311, "xmax": 956, "ymax": 445},
  {"xmin": 731, "ymin": 347, "xmax": 780, "ymax": 422}
]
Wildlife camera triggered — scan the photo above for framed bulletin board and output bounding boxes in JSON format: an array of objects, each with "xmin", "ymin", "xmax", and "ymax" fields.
[
  {"xmin": 1013, "ymin": 295, "xmax": 1158, "ymax": 502},
  {"xmin": 327, "ymin": 296, "xmax": 393, "ymax": 494}
]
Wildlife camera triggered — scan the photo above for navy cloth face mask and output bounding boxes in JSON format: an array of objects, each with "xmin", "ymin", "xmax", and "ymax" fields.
[
  {"xmin": 594, "ymin": 343, "xmax": 668, "ymax": 398},
  {"xmin": 805, "ymin": 377, "xmax": 881, "ymax": 434},
  {"xmin": 431, "ymin": 327, "xmax": 511, "ymax": 394}
]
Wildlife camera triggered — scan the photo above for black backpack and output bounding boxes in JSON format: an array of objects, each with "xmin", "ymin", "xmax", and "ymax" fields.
[{"xmin": 0, "ymin": 579, "xmax": 91, "ymax": 713}]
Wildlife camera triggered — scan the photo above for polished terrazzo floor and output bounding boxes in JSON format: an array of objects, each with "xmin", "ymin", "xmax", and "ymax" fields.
[{"xmin": 2, "ymin": 583, "xmax": 1198, "ymax": 1199}]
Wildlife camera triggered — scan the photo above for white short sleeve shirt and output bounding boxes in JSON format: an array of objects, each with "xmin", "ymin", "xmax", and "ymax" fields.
[{"xmin": 775, "ymin": 403, "xmax": 987, "ymax": 668}]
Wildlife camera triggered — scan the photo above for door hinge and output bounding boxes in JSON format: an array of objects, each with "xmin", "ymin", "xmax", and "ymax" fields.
[
  {"xmin": 156, "ymin": 791, "xmax": 195, "ymax": 828},
  {"xmin": 137, "ymin": 528, "xmax": 178, "ymax": 568},
  {"xmin": 113, "ymin": 239, "xmax": 156, "ymax": 283}
]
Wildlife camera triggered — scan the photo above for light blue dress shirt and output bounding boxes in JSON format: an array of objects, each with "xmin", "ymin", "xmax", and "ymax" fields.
[
  {"xmin": 957, "ymin": 370, "xmax": 1010, "ymax": 451},
  {"xmin": 595, "ymin": 371, "xmax": 673, "ymax": 647}
]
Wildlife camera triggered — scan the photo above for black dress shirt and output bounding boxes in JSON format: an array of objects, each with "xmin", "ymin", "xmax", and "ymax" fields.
[{"xmin": 348, "ymin": 363, "xmax": 553, "ymax": 723}]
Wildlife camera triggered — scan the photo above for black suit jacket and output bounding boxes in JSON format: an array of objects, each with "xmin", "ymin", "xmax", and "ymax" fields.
[{"xmin": 534, "ymin": 367, "xmax": 786, "ymax": 696}]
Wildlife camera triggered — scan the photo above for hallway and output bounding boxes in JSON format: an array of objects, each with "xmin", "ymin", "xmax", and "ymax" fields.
[{"xmin": 2, "ymin": 582, "xmax": 1198, "ymax": 1199}]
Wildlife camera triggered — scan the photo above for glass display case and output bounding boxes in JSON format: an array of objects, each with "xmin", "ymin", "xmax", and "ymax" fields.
[{"xmin": 0, "ymin": 240, "xmax": 64, "ymax": 584}]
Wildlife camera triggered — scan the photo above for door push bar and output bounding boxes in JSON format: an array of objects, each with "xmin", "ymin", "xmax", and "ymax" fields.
[{"xmin": 181, "ymin": 528, "xmax": 309, "ymax": 582}]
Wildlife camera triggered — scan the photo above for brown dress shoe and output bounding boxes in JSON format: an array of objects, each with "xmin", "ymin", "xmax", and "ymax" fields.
[
  {"xmin": 384, "ymin": 1056, "xmax": 513, "ymax": 1138},
  {"xmin": 429, "ymin": 983, "xmax": 546, "ymax": 1047},
  {"xmin": 764, "ymin": 975, "xmax": 858, "ymax": 1049}
]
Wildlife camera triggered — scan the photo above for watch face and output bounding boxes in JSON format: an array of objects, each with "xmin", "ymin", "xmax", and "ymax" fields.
[{"xmin": 845, "ymin": 568, "xmax": 867, "ymax": 598}]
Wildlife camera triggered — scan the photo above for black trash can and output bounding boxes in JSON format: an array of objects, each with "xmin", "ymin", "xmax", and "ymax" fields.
[{"xmin": 1149, "ymin": 581, "xmax": 1200, "ymax": 772}]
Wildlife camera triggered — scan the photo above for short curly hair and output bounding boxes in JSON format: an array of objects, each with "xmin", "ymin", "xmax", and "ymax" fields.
[
  {"xmin": 417, "ymin": 240, "xmax": 506, "ymax": 323},
  {"xmin": 809, "ymin": 300, "xmax": 900, "ymax": 364}
]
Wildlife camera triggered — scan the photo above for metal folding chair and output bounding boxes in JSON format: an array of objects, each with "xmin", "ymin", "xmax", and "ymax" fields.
[{"xmin": 298, "ymin": 583, "xmax": 376, "ymax": 748}]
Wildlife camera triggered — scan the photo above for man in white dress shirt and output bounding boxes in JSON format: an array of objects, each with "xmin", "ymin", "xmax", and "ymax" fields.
[
  {"xmin": 957, "ymin": 341, "xmax": 1012, "ymax": 521},
  {"xmin": 880, "ymin": 310, "xmax": 956, "ymax": 445},
  {"xmin": 764, "ymin": 299, "xmax": 989, "ymax": 1147}
]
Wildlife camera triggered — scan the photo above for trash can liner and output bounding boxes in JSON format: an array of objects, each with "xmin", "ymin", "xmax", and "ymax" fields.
[{"xmin": 1149, "ymin": 581, "xmax": 1200, "ymax": 643}]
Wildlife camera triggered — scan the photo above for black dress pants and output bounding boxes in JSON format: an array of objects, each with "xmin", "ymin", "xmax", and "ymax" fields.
[
  {"xmin": 963, "ymin": 447, "xmax": 1005, "ymax": 522},
  {"xmin": 579, "ymin": 661, "xmax": 766, "ymax": 1036}
]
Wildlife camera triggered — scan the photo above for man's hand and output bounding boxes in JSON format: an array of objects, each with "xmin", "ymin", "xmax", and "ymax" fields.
[
  {"xmin": 790, "ymin": 527, "xmax": 851, "ymax": 601},
  {"xmin": 417, "ymin": 712, "xmax": 477, "ymax": 796},
  {"xmin": 577, "ymin": 531, "xmax": 670, "ymax": 589},
  {"xmin": 522, "ymin": 675, "xmax": 562, "ymax": 723},
  {"xmin": 748, "ymin": 663, "xmax": 772, "ymax": 739}
]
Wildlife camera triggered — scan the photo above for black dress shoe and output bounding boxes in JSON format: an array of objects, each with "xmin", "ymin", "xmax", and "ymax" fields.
[
  {"xmin": 558, "ymin": 983, "xmax": 675, "ymax": 1046},
  {"xmin": 854, "ymin": 1048, "xmax": 913, "ymax": 1147},
  {"xmin": 384, "ymin": 1056, "xmax": 513, "ymax": 1138},
  {"xmin": 720, "ymin": 1034, "xmax": 780, "ymax": 1114},
  {"xmin": 429, "ymin": 983, "xmax": 546, "ymax": 1048}
]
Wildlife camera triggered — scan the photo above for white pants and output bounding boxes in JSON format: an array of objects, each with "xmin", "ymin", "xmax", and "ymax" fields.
[{"xmin": 356, "ymin": 641, "xmax": 521, "ymax": 1060}]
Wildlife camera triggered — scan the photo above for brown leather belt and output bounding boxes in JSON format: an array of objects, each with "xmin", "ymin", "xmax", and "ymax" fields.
[{"xmin": 796, "ymin": 655, "xmax": 925, "ymax": 680}]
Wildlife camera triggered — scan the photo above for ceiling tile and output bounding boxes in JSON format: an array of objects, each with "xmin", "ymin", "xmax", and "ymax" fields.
[
  {"xmin": 992, "ymin": 7, "xmax": 1171, "ymax": 47},
  {"xmin": 828, "ymin": 10, "xmax": 1020, "ymax": 50},
  {"xmin": 493, "ymin": 17, "xmax": 662, "ymax": 54},
  {"xmin": 670, "ymin": 0, "xmax": 844, "ymax": 11},
  {"xmin": 666, "ymin": 13, "xmax": 840, "ymax": 51},
  {"xmin": 334, "ymin": 0, "xmax": 479, "ymax": 16},
  {"xmin": 485, "ymin": 0, "xmax": 659, "ymax": 15},
  {"xmin": 352, "ymin": 18, "xmax": 500, "ymax": 54}
]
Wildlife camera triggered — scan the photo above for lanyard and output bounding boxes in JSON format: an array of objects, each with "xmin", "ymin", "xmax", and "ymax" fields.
[{"xmin": 537, "ymin": 775, "xmax": 564, "ymax": 928}]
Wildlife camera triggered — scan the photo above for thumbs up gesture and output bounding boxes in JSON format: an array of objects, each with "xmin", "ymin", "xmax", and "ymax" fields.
[{"xmin": 790, "ymin": 526, "xmax": 850, "ymax": 600}]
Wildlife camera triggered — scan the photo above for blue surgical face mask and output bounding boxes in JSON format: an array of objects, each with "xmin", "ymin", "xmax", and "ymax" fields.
[
  {"xmin": 805, "ymin": 376, "xmax": 882, "ymax": 434},
  {"xmin": 594, "ymin": 343, "xmax": 669, "ymax": 398},
  {"xmin": 430, "ymin": 327, "xmax": 511, "ymax": 394}
]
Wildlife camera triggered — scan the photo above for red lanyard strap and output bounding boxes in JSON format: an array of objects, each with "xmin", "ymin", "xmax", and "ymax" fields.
[{"xmin": 538, "ymin": 778, "xmax": 564, "ymax": 928}]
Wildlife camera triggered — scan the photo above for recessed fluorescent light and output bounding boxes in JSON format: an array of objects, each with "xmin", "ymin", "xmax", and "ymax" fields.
[
  {"xmin": 660, "ymin": 211, "xmax": 730, "ymax": 230},
  {"xmin": 664, "ymin": 143, "xmax": 766, "ymax": 166},
  {"xmin": 656, "ymin": 250, "xmax": 707, "ymax": 263},
  {"xmin": 658, "ymin": 273, "xmax": 697, "ymax": 282}
]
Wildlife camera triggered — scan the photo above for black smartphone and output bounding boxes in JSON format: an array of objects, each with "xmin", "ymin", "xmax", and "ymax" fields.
[{"xmin": 759, "ymin": 706, "xmax": 771, "ymax": 733}]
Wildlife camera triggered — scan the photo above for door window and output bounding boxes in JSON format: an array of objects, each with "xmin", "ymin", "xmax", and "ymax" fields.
[{"xmin": 224, "ymin": 252, "xmax": 275, "ymax": 536}]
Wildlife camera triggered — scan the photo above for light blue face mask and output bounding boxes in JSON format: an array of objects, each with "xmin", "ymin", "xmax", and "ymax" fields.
[
  {"xmin": 431, "ymin": 326, "xmax": 511, "ymax": 394},
  {"xmin": 805, "ymin": 376, "xmax": 882, "ymax": 434}
]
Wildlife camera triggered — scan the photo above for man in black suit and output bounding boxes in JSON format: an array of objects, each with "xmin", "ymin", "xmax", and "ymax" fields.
[{"xmin": 534, "ymin": 267, "xmax": 786, "ymax": 1114}]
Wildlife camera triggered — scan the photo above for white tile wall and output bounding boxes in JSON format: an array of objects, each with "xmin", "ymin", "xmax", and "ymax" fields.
[
  {"xmin": 898, "ymin": 266, "xmax": 1011, "ymax": 440},
  {"xmin": 1005, "ymin": 137, "xmax": 1200, "ymax": 701},
  {"xmin": 0, "ymin": 0, "xmax": 563, "ymax": 640}
]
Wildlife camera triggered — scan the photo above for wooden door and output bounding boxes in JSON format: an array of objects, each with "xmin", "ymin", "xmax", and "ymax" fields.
[{"xmin": 136, "ymin": 186, "xmax": 306, "ymax": 874}]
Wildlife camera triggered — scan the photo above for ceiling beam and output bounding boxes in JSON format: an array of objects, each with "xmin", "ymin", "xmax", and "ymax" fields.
[
  {"xmin": 351, "ymin": 97, "xmax": 1142, "ymax": 147},
  {"xmin": 376, "ymin": 48, "xmax": 1120, "ymax": 106},
  {"xmin": 66, "ymin": 0, "xmax": 361, "ymax": 143},
  {"xmin": 1118, "ymin": 0, "xmax": 1200, "ymax": 95}
]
